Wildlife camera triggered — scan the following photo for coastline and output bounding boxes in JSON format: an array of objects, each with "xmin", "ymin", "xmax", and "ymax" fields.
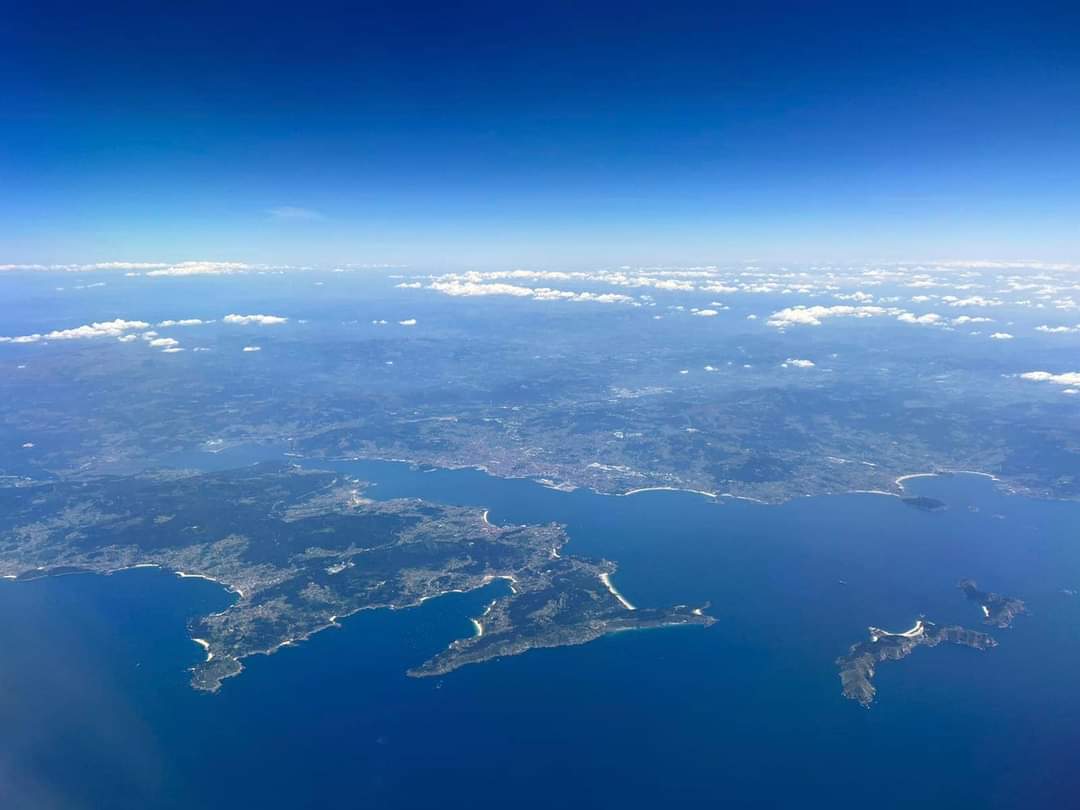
[
  {"xmin": 192, "ymin": 637, "xmax": 213, "ymax": 661},
  {"xmin": 620, "ymin": 485, "xmax": 717, "ymax": 499},
  {"xmin": 176, "ymin": 570, "xmax": 247, "ymax": 599},
  {"xmin": 196, "ymin": 573, "xmax": 526, "ymax": 692},
  {"xmin": 0, "ymin": 458, "xmax": 1017, "ymax": 696},
  {"xmin": 869, "ymin": 619, "xmax": 925, "ymax": 642},
  {"xmin": 312, "ymin": 449, "xmax": 1017, "ymax": 508},
  {"xmin": 599, "ymin": 572, "xmax": 636, "ymax": 611},
  {"xmin": 895, "ymin": 470, "xmax": 1000, "ymax": 489}
]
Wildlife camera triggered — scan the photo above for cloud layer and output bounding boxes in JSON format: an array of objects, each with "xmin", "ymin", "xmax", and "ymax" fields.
[
  {"xmin": 0, "ymin": 319, "xmax": 150, "ymax": 344},
  {"xmin": 1020, "ymin": 371, "xmax": 1080, "ymax": 386},
  {"xmin": 223, "ymin": 314, "xmax": 288, "ymax": 326}
]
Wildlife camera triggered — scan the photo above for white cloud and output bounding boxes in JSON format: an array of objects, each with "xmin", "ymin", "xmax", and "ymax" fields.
[
  {"xmin": 989, "ymin": 332, "xmax": 1014, "ymax": 340},
  {"xmin": 700, "ymin": 283, "xmax": 738, "ymax": 294},
  {"xmin": 783, "ymin": 358, "xmax": 815, "ymax": 368},
  {"xmin": 1020, "ymin": 371, "xmax": 1080, "ymax": 386},
  {"xmin": 117, "ymin": 334, "xmax": 138, "ymax": 343},
  {"xmin": 896, "ymin": 312, "xmax": 942, "ymax": 325},
  {"xmin": 428, "ymin": 279, "xmax": 633, "ymax": 305},
  {"xmin": 161, "ymin": 347, "xmax": 185, "ymax": 353},
  {"xmin": 1035, "ymin": 324, "xmax": 1080, "ymax": 334},
  {"xmin": 952, "ymin": 315, "xmax": 993, "ymax": 325},
  {"xmin": 242, "ymin": 346, "xmax": 262, "ymax": 352},
  {"xmin": 398, "ymin": 318, "xmax": 417, "ymax": 326},
  {"xmin": 0, "ymin": 318, "xmax": 151, "ymax": 344},
  {"xmin": 149, "ymin": 337, "xmax": 180, "ymax": 348},
  {"xmin": 158, "ymin": 318, "xmax": 206, "ymax": 327},
  {"xmin": 766, "ymin": 305, "xmax": 890, "ymax": 328},
  {"xmin": 47, "ymin": 320, "xmax": 151, "ymax": 340},
  {"xmin": 929, "ymin": 260, "xmax": 1080, "ymax": 271},
  {"xmin": 692, "ymin": 309, "xmax": 719, "ymax": 317},
  {"xmin": 946, "ymin": 296, "xmax": 1004, "ymax": 308},
  {"xmin": 625, "ymin": 277, "xmax": 694, "ymax": 291},
  {"xmin": 146, "ymin": 262, "xmax": 256, "ymax": 277},
  {"xmin": 430, "ymin": 280, "xmax": 534, "ymax": 298},
  {"xmin": 0, "ymin": 261, "xmax": 169, "ymax": 273},
  {"xmin": 82, "ymin": 261, "xmax": 164, "ymax": 271},
  {"xmin": 224, "ymin": 314, "xmax": 288, "ymax": 326},
  {"xmin": 557, "ymin": 291, "xmax": 632, "ymax": 304},
  {"xmin": 395, "ymin": 282, "xmax": 422, "ymax": 289}
]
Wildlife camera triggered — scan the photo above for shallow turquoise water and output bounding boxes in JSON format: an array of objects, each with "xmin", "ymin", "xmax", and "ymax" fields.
[{"xmin": 2, "ymin": 460, "xmax": 1078, "ymax": 808}]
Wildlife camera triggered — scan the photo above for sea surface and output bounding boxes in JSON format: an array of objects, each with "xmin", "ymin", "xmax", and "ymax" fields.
[{"xmin": 2, "ymin": 456, "xmax": 1079, "ymax": 809}]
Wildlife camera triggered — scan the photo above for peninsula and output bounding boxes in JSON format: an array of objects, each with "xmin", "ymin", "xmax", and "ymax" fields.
[{"xmin": 0, "ymin": 463, "xmax": 713, "ymax": 691}]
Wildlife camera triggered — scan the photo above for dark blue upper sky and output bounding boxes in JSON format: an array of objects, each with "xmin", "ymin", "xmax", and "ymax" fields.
[{"xmin": 4, "ymin": 1, "xmax": 1079, "ymax": 266}]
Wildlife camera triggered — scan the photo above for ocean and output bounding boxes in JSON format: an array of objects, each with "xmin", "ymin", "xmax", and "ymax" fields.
[{"xmin": 2, "ymin": 458, "xmax": 1078, "ymax": 808}]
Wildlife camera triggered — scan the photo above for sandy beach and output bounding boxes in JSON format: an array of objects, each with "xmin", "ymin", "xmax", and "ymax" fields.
[
  {"xmin": 176, "ymin": 570, "xmax": 246, "ymax": 598},
  {"xmin": 620, "ymin": 485, "xmax": 717, "ymax": 499},
  {"xmin": 895, "ymin": 470, "xmax": 999, "ymax": 489},
  {"xmin": 599, "ymin": 572, "xmax": 636, "ymax": 610},
  {"xmin": 869, "ymin": 620, "xmax": 925, "ymax": 642},
  {"xmin": 191, "ymin": 637, "xmax": 213, "ymax": 661}
]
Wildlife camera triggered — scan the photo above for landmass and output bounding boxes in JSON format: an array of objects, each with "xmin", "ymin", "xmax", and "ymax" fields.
[
  {"xmin": 0, "ymin": 463, "xmax": 712, "ymax": 692},
  {"xmin": 836, "ymin": 619, "xmax": 997, "ymax": 707},
  {"xmin": 901, "ymin": 496, "xmax": 946, "ymax": 512},
  {"xmin": 958, "ymin": 579, "xmax": 1027, "ymax": 628},
  {"xmin": 5, "ymin": 265, "xmax": 1080, "ymax": 510}
]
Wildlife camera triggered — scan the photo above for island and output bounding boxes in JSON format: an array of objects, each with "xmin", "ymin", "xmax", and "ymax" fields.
[
  {"xmin": 0, "ymin": 463, "xmax": 713, "ymax": 691},
  {"xmin": 836, "ymin": 619, "xmax": 997, "ymax": 707},
  {"xmin": 901, "ymin": 496, "xmax": 947, "ymax": 512},
  {"xmin": 958, "ymin": 579, "xmax": 1027, "ymax": 628}
]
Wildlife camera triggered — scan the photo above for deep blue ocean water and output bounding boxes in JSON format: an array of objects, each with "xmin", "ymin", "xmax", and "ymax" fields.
[{"xmin": 2, "ymin": 457, "xmax": 1078, "ymax": 809}]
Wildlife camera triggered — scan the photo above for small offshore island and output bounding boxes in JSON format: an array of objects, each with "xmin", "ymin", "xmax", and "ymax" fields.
[
  {"xmin": 0, "ymin": 463, "xmax": 712, "ymax": 691},
  {"xmin": 901, "ymin": 495, "xmax": 947, "ymax": 512},
  {"xmin": 837, "ymin": 619, "xmax": 997, "ymax": 707},
  {"xmin": 837, "ymin": 577, "xmax": 1030, "ymax": 706},
  {"xmin": 959, "ymin": 579, "xmax": 1027, "ymax": 629}
]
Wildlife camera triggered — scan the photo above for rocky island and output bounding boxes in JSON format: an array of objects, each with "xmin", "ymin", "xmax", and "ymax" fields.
[
  {"xmin": 0, "ymin": 463, "xmax": 713, "ymax": 691},
  {"xmin": 836, "ymin": 619, "xmax": 997, "ymax": 707},
  {"xmin": 901, "ymin": 496, "xmax": 947, "ymax": 512},
  {"xmin": 958, "ymin": 579, "xmax": 1027, "ymax": 628}
]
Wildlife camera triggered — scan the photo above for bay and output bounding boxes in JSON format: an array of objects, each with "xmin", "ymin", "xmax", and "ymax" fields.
[{"xmin": 2, "ymin": 458, "xmax": 1078, "ymax": 808}]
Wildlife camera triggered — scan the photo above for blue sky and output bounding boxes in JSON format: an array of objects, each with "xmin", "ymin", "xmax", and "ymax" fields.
[{"xmin": 3, "ymin": 1, "xmax": 1079, "ymax": 267}]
